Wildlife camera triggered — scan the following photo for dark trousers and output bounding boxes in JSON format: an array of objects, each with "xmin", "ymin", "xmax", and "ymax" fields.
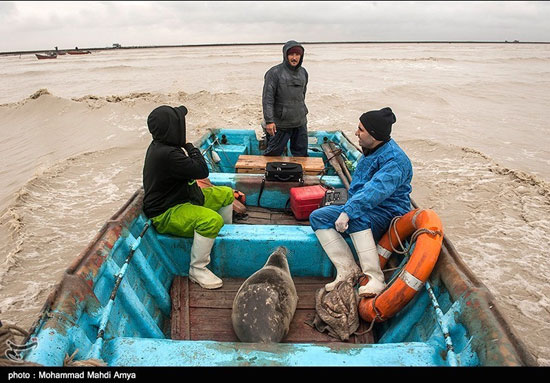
[{"xmin": 263, "ymin": 125, "xmax": 308, "ymax": 157}]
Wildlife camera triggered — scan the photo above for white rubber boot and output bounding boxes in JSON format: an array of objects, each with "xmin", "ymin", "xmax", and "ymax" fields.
[
  {"xmin": 188, "ymin": 231, "xmax": 223, "ymax": 289},
  {"xmin": 218, "ymin": 204, "xmax": 233, "ymax": 224},
  {"xmin": 315, "ymin": 228, "xmax": 361, "ymax": 292},
  {"xmin": 350, "ymin": 229, "xmax": 386, "ymax": 297}
]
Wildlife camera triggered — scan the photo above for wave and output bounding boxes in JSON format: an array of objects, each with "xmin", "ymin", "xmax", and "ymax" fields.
[
  {"xmin": 311, "ymin": 55, "xmax": 550, "ymax": 66},
  {"xmin": 0, "ymin": 158, "xmax": 67, "ymax": 287},
  {"xmin": 0, "ymin": 88, "xmax": 53, "ymax": 106},
  {"xmin": 309, "ymin": 56, "xmax": 460, "ymax": 64},
  {"xmin": 402, "ymin": 138, "xmax": 550, "ymax": 194},
  {"xmin": 0, "ymin": 206, "xmax": 24, "ymax": 286},
  {"xmin": 379, "ymin": 84, "xmax": 451, "ymax": 106},
  {"xmin": 495, "ymin": 56, "xmax": 550, "ymax": 63},
  {"xmin": 458, "ymin": 146, "xmax": 550, "ymax": 194},
  {"xmin": 0, "ymin": 70, "xmax": 49, "ymax": 77},
  {"xmin": 0, "ymin": 147, "xmax": 142, "ymax": 287},
  {"xmin": 488, "ymin": 164, "xmax": 550, "ymax": 197},
  {"xmin": 28, "ymin": 88, "xmax": 51, "ymax": 99},
  {"xmin": 2, "ymin": 87, "xmax": 250, "ymax": 107},
  {"xmin": 89, "ymin": 64, "xmax": 151, "ymax": 72}
]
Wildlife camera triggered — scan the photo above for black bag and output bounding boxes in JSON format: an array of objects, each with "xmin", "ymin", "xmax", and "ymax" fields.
[
  {"xmin": 320, "ymin": 188, "xmax": 348, "ymax": 207},
  {"xmin": 265, "ymin": 162, "xmax": 303, "ymax": 182},
  {"xmin": 258, "ymin": 162, "xmax": 304, "ymax": 207}
]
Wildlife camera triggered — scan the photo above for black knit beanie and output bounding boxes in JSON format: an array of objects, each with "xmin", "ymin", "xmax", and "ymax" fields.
[{"xmin": 359, "ymin": 107, "xmax": 396, "ymax": 142}]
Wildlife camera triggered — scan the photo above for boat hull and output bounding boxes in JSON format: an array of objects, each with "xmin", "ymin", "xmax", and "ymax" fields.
[
  {"xmin": 67, "ymin": 50, "xmax": 91, "ymax": 55},
  {"xmin": 20, "ymin": 129, "xmax": 536, "ymax": 366},
  {"xmin": 35, "ymin": 53, "xmax": 57, "ymax": 60}
]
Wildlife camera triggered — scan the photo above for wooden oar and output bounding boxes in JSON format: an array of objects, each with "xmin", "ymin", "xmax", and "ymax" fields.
[
  {"xmin": 321, "ymin": 143, "xmax": 350, "ymax": 190},
  {"xmin": 328, "ymin": 141, "xmax": 352, "ymax": 184}
]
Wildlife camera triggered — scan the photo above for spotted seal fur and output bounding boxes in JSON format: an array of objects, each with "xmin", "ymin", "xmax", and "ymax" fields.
[{"xmin": 231, "ymin": 246, "xmax": 298, "ymax": 343}]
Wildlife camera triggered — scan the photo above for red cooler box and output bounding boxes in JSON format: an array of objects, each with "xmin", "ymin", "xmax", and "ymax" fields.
[{"xmin": 289, "ymin": 185, "xmax": 327, "ymax": 220}]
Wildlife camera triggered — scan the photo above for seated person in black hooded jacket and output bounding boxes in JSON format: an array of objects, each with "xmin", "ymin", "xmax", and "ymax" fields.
[{"xmin": 142, "ymin": 105, "xmax": 234, "ymax": 289}]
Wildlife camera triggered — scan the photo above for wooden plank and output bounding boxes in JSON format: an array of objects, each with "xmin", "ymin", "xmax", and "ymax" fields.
[
  {"xmin": 286, "ymin": 309, "xmax": 339, "ymax": 343},
  {"xmin": 189, "ymin": 307, "xmax": 236, "ymax": 341},
  {"xmin": 171, "ymin": 277, "xmax": 375, "ymax": 344},
  {"xmin": 233, "ymin": 206, "xmax": 311, "ymax": 226},
  {"xmin": 187, "ymin": 307, "xmax": 370, "ymax": 344},
  {"xmin": 235, "ymin": 155, "xmax": 324, "ymax": 175},
  {"xmin": 245, "ymin": 210, "xmax": 272, "ymax": 220},
  {"xmin": 188, "ymin": 278, "xmax": 243, "ymax": 308},
  {"xmin": 170, "ymin": 276, "xmax": 190, "ymax": 340}
]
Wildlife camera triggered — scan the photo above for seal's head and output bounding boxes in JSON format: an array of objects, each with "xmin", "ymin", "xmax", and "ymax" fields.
[{"xmin": 264, "ymin": 247, "xmax": 290, "ymax": 273}]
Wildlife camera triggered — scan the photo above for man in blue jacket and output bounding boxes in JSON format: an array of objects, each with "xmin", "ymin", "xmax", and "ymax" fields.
[
  {"xmin": 310, "ymin": 107, "xmax": 413, "ymax": 297},
  {"xmin": 262, "ymin": 40, "xmax": 309, "ymax": 156}
]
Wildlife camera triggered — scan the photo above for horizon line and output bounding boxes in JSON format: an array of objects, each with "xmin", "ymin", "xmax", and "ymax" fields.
[{"xmin": 2, "ymin": 40, "xmax": 549, "ymax": 56}]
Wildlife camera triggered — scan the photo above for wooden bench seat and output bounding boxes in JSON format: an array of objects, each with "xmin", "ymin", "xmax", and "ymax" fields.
[{"xmin": 234, "ymin": 155, "xmax": 325, "ymax": 175}]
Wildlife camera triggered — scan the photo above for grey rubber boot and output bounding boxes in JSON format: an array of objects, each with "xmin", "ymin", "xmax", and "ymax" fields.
[
  {"xmin": 217, "ymin": 204, "xmax": 233, "ymax": 224},
  {"xmin": 315, "ymin": 228, "xmax": 361, "ymax": 292},
  {"xmin": 350, "ymin": 229, "xmax": 385, "ymax": 297},
  {"xmin": 188, "ymin": 231, "xmax": 223, "ymax": 289}
]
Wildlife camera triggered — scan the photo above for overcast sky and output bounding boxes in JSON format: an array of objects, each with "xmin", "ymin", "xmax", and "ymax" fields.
[{"xmin": 1, "ymin": 1, "xmax": 549, "ymax": 52}]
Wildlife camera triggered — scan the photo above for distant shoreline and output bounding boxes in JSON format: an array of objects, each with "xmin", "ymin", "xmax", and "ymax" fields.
[{"xmin": 2, "ymin": 40, "xmax": 550, "ymax": 56}]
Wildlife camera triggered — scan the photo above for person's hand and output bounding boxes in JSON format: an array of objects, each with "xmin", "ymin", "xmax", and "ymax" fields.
[
  {"xmin": 335, "ymin": 212, "xmax": 349, "ymax": 233},
  {"xmin": 266, "ymin": 123, "xmax": 277, "ymax": 136}
]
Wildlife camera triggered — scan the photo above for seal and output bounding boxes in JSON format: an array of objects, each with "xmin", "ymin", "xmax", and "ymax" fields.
[{"xmin": 231, "ymin": 246, "xmax": 298, "ymax": 343}]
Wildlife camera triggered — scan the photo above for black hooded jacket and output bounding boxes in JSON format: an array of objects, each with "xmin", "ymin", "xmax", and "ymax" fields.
[
  {"xmin": 262, "ymin": 40, "xmax": 308, "ymax": 129},
  {"xmin": 142, "ymin": 105, "xmax": 209, "ymax": 218}
]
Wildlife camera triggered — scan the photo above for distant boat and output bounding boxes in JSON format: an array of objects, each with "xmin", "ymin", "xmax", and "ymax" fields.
[
  {"xmin": 67, "ymin": 50, "xmax": 91, "ymax": 55},
  {"xmin": 35, "ymin": 52, "xmax": 57, "ymax": 60}
]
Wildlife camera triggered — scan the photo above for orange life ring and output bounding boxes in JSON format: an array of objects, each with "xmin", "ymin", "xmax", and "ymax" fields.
[{"xmin": 358, "ymin": 208, "xmax": 444, "ymax": 323}]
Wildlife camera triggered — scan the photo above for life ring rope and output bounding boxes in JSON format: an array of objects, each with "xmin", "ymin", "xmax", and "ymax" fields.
[{"xmin": 388, "ymin": 211, "xmax": 443, "ymax": 255}]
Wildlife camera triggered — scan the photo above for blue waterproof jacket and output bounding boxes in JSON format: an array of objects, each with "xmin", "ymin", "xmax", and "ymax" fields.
[{"xmin": 342, "ymin": 139, "xmax": 412, "ymax": 228}]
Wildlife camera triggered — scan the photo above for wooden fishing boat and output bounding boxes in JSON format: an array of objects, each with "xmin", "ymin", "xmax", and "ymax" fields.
[
  {"xmin": 67, "ymin": 50, "xmax": 91, "ymax": 55},
  {"xmin": 18, "ymin": 129, "xmax": 536, "ymax": 366},
  {"xmin": 35, "ymin": 52, "xmax": 57, "ymax": 60}
]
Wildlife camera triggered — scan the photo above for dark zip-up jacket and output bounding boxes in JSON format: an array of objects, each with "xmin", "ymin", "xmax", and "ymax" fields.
[
  {"xmin": 142, "ymin": 105, "xmax": 208, "ymax": 218},
  {"xmin": 262, "ymin": 40, "xmax": 308, "ymax": 129}
]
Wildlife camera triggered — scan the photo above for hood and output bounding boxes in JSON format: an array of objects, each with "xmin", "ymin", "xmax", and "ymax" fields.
[
  {"xmin": 282, "ymin": 40, "xmax": 304, "ymax": 70},
  {"xmin": 147, "ymin": 105, "xmax": 188, "ymax": 146}
]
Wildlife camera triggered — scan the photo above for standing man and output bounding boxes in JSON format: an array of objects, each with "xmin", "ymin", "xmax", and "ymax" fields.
[
  {"xmin": 309, "ymin": 107, "xmax": 413, "ymax": 298},
  {"xmin": 262, "ymin": 40, "xmax": 309, "ymax": 157},
  {"xmin": 143, "ymin": 105, "xmax": 234, "ymax": 290}
]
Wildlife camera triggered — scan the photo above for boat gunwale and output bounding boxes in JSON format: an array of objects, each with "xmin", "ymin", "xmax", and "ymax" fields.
[{"xmin": 413, "ymin": 197, "xmax": 537, "ymax": 366}]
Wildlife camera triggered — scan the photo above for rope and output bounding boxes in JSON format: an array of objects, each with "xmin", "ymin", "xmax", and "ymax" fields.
[
  {"xmin": 317, "ymin": 146, "xmax": 344, "ymax": 186},
  {"xmin": 85, "ymin": 220, "xmax": 151, "ymax": 362},
  {"xmin": 1, "ymin": 320, "xmax": 107, "ymax": 367},
  {"xmin": 64, "ymin": 349, "xmax": 106, "ymax": 367},
  {"xmin": 326, "ymin": 147, "xmax": 343, "ymax": 164},
  {"xmin": 1, "ymin": 221, "xmax": 151, "ymax": 366},
  {"xmin": 201, "ymin": 132, "xmax": 232, "ymax": 168},
  {"xmin": 388, "ymin": 215, "xmax": 443, "ymax": 255},
  {"xmin": 1, "ymin": 322, "xmax": 28, "ymax": 356},
  {"xmin": 0, "ymin": 322, "xmax": 41, "ymax": 366}
]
